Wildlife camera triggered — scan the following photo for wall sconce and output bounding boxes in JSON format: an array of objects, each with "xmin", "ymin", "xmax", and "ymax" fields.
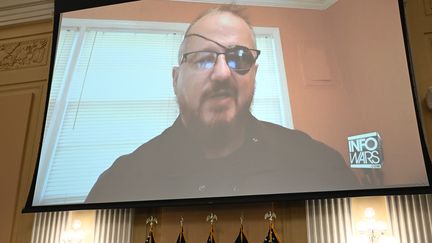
[
  {"xmin": 355, "ymin": 207, "xmax": 396, "ymax": 243},
  {"xmin": 61, "ymin": 219, "xmax": 85, "ymax": 243}
]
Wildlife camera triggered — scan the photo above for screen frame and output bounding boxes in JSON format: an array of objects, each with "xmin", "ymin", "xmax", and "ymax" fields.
[{"xmin": 23, "ymin": 0, "xmax": 432, "ymax": 213}]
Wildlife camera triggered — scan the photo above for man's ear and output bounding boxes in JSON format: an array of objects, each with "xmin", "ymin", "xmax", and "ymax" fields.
[
  {"xmin": 250, "ymin": 63, "xmax": 258, "ymax": 78},
  {"xmin": 172, "ymin": 66, "xmax": 179, "ymax": 94},
  {"xmin": 252, "ymin": 63, "xmax": 258, "ymax": 88},
  {"xmin": 253, "ymin": 63, "xmax": 259, "ymax": 72}
]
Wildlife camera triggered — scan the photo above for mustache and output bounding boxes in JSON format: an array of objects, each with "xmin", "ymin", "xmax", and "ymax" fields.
[{"xmin": 201, "ymin": 82, "xmax": 238, "ymax": 101}]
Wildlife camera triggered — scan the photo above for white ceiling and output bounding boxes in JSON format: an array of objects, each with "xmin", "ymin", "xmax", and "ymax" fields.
[{"xmin": 173, "ymin": 0, "xmax": 338, "ymax": 10}]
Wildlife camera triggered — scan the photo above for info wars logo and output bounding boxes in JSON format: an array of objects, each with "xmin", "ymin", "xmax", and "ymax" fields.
[{"xmin": 348, "ymin": 132, "xmax": 383, "ymax": 169}]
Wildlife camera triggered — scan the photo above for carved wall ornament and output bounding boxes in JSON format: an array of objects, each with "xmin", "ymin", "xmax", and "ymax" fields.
[{"xmin": 0, "ymin": 37, "xmax": 50, "ymax": 71}]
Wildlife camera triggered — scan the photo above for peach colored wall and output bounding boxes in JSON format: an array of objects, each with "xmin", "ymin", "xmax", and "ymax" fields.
[
  {"xmin": 63, "ymin": 0, "xmax": 427, "ymax": 186},
  {"xmin": 324, "ymin": 0, "xmax": 426, "ymax": 186}
]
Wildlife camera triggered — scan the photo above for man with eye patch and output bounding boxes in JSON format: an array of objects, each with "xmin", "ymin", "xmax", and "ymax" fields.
[{"xmin": 85, "ymin": 5, "xmax": 360, "ymax": 204}]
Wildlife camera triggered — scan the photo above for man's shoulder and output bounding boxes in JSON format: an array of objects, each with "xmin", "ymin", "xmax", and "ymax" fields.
[
  {"xmin": 257, "ymin": 120, "xmax": 319, "ymax": 145},
  {"xmin": 255, "ymin": 120, "xmax": 343, "ymax": 159},
  {"xmin": 105, "ymin": 125, "xmax": 176, "ymax": 172},
  {"xmin": 256, "ymin": 119, "xmax": 360, "ymax": 186},
  {"xmin": 85, "ymin": 126, "xmax": 176, "ymax": 203},
  {"xmin": 131, "ymin": 125, "xmax": 177, "ymax": 155}
]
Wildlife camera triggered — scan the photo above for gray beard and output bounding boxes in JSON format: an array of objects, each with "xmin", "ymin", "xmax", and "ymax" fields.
[{"xmin": 177, "ymin": 96, "xmax": 253, "ymax": 132}]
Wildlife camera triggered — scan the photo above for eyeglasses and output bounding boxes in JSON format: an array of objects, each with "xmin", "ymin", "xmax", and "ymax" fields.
[{"xmin": 180, "ymin": 34, "xmax": 261, "ymax": 75}]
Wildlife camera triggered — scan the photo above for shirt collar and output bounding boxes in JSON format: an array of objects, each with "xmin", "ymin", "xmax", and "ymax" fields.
[{"xmin": 168, "ymin": 112, "xmax": 264, "ymax": 155}]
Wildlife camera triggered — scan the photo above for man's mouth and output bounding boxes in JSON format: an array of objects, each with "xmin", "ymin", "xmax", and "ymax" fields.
[
  {"xmin": 201, "ymin": 89, "xmax": 237, "ymax": 111},
  {"xmin": 208, "ymin": 89, "xmax": 234, "ymax": 100}
]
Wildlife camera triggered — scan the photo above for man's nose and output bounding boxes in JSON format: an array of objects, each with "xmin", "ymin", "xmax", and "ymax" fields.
[{"xmin": 210, "ymin": 54, "xmax": 231, "ymax": 81}]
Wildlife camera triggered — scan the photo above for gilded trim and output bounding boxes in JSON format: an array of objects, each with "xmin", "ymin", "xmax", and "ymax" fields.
[{"xmin": 0, "ymin": 36, "xmax": 49, "ymax": 71}]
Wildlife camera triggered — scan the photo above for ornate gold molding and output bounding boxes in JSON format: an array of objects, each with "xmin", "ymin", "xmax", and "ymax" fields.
[
  {"xmin": 0, "ymin": 36, "xmax": 50, "ymax": 71},
  {"xmin": 0, "ymin": 0, "xmax": 54, "ymax": 26}
]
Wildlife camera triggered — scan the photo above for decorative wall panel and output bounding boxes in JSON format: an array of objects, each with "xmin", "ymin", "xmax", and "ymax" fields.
[
  {"xmin": 0, "ymin": 35, "xmax": 50, "ymax": 71},
  {"xmin": 306, "ymin": 198, "xmax": 352, "ymax": 243},
  {"xmin": 94, "ymin": 209, "xmax": 134, "ymax": 243},
  {"xmin": 424, "ymin": 0, "xmax": 432, "ymax": 15},
  {"xmin": 387, "ymin": 194, "xmax": 432, "ymax": 243},
  {"xmin": 30, "ymin": 211, "xmax": 69, "ymax": 243}
]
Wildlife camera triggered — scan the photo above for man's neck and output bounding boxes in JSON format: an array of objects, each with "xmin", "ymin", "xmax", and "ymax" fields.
[
  {"xmin": 183, "ymin": 117, "xmax": 247, "ymax": 159},
  {"xmin": 200, "ymin": 124, "xmax": 246, "ymax": 159}
]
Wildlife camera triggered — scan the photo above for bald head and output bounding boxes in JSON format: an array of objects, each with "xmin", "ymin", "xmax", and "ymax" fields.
[
  {"xmin": 178, "ymin": 5, "xmax": 256, "ymax": 63},
  {"xmin": 185, "ymin": 5, "xmax": 253, "ymax": 35}
]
